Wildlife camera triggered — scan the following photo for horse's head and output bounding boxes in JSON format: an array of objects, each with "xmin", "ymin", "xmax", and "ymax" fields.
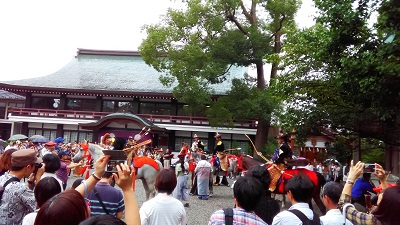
[
  {"xmin": 73, "ymin": 148, "xmax": 84, "ymax": 163},
  {"xmin": 88, "ymin": 143, "xmax": 105, "ymax": 162}
]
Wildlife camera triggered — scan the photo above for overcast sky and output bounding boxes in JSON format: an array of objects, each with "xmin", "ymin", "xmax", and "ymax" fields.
[{"xmin": 0, "ymin": 0, "xmax": 316, "ymax": 82}]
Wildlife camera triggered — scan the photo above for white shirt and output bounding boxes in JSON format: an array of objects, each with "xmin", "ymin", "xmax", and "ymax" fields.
[
  {"xmin": 40, "ymin": 148, "xmax": 52, "ymax": 156},
  {"xmin": 22, "ymin": 210, "xmax": 39, "ymax": 225},
  {"xmin": 140, "ymin": 193, "xmax": 187, "ymax": 225},
  {"xmin": 320, "ymin": 209, "xmax": 353, "ymax": 225},
  {"xmin": 40, "ymin": 172, "xmax": 64, "ymax": 191},
  {"xmin": 272, "ymin": 202, "xmax": 321, "ymax": 225}
]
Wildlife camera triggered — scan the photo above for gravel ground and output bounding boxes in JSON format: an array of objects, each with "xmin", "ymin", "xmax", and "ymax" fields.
[{"xmin": 66, "ymin": 172, "xmax": 323, "ymax": 225}]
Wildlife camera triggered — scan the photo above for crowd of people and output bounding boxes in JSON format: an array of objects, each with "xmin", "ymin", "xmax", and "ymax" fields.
[{"xmin": 0, "ymin": 133, "xmax": 399, "ymax": 225}]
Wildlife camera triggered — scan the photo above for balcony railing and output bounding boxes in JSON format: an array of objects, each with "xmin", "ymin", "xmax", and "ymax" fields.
[{"xmin": 7, "ymin": 107, "xmax": 257, "ymax": 128}]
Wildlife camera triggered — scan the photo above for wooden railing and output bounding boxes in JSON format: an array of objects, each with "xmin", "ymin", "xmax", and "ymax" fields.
[{"xmin": 7, "ymin": 107, "xmax": 257, "ymax": 128}]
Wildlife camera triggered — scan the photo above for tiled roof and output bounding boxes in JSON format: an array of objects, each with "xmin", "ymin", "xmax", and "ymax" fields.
[
  {"xmin": 0, "ymin": 90, "xmax": 25, "ymax": 100},
  {"xmin": 0, "ymin": 49, "xmax": 247, "ymax": 96}
]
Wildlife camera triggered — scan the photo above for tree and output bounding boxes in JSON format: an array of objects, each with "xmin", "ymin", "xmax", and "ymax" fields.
[
  {"xmin": 277, "ymin": 0, "xmax": 400, "ymax": 173},
  {"xmin": 140, "ymin": 0, "xmax": 300, "ymax": 155}
]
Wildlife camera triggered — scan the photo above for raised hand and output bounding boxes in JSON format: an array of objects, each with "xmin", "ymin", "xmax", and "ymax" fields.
[{"xmin": 113, "ymin": 163, "xmax": 134, "ymax": 192}]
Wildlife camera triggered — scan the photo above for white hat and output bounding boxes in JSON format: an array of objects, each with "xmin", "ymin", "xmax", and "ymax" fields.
[{"xmin": 193, "ymin": 134, "xmax": 198, "ymax": 138}]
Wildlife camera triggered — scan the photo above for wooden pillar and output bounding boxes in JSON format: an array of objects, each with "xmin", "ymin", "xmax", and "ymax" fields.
[
  {"xmin": 56, "ymin": 124, "xmax": 63, "ymax": 138},
  {"xmin": 168, "ymin": 130, "xmax": 175, "ymax": 150},
  {"xmin": 132, "ymin": 97, "xmax": 139, "ymax": 114},
  {"xmin": 171, "ymin": 99, "xmax": 178, "ymax": 116},
  {"xmin": 25, "ymin": 92, "xmax": 33, "ymax": 108},
  {"xmin": 59, "ymin": 94, "xmax": 67, "ymax": 110},
  {"xmin": 153, "ymin": 133, "xmax": 159, "ymax": 148},
  {"xmin": 208, "ymin": 132, "xmax": 215, "ymax": 153},
  {"xmin": 95, "ymin": 96, "xmax": 103, "ymax": 112},
  {"xmin": 21, "ymin": 122, "xmax": 29, "ymax": 135}
]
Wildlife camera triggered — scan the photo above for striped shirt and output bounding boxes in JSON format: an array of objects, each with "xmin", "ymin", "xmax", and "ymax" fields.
[
  {"xmin": 87, "ymin": 182, "xmax": 125, "ymax": 217},
  {"xmin": 209, "ymin": 207, "xmax": 268, "ymax": 225}
]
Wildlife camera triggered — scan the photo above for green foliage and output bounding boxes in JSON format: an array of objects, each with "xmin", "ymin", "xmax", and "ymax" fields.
[
  {"xmin": 329, "ymin": 136, "xmax": 353, "ymax": 164},
  {"xmin": 361, "ymin": 138, "xmax": 385, "ymax": 165},
  {"xmin": 276, "ymin": 0, "xmax": 400, "ymax": 147}
]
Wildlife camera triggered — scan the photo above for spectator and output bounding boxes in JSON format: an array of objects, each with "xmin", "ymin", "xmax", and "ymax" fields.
[
  {"xmin": 4, "ymin": 140, "xmax": 15, "ymax": 151},
  {"xmin": 247, "ymin": 165, "xmax": 280, "ymax": 225},
  {"xmin": 208, "ymin": 176, "xmax": 266, "ymax": 225},
  {"xmin": 79, "ymin": 164, "xmax": 140, "ymax": 225},
  {"xmin": 320, "ymin": 182, "xmax": 353, "ymax": 225},
  {"xmin": 87, "ymin": 172, "xmax": 125, "ymax": 218},
  {"xmin": 193, "ymin": 154, "xmax": 212, "ymax": 200},
  {"xmin": 41, "ymin": 154, "xmax": 64, "ymax": 191},
  {"xmin": 0, "ymin": 149, "xmax": 44, "ymax": 224},
  {"xmin": 140, "ymin": 169, "xmax": 187, "ymax": 225},
  {"xmin": 79, "ymin": 214, "xmax": 126, "ymax": 225},
  {"xmin": 316, "ymin": 162, "xmax": 324, "ymax": 174},
  {"xmin": 340, "ymin": 161, "xmax": 399, "ymax": 225},
  {"xmin": 34, "ymin": 157, "xmax": 140, "ymax": 225},
  {"xmin": 342, "ymin": 162, "xmax": 349, "ymax": 183},
  {"xmin": 22, "ymin": 177, "xmax": 62, "ymax": 225},
  {"xmin": 40, "ymin": 141, "xmax": 57, "ymax": 157},
  {"xmin": 57, "ymin": 151, "xmax": 82, "ymax": 190},
  {"xmin": 272, "ymin": 175, "xmax": 320, "ymax": 225},
  {"xmin": 173, "ymin": 153, "xmax": 189, "ymax": 207},
  {"xmin": 71, "ymin": 178, "xmax": 84, "ymax": 189},
  {"xmin": 162, "ymin": 149, "xmax": 174, "ymax": 169},
  {"xmin": 0, "ymin": 148, "xmax": 17, "ymax": 176},
  {"xmin": 351, "ymin": 172, "xmax": 376, "ymax": 207}
]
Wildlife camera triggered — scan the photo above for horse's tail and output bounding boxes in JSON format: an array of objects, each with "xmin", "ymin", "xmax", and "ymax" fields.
[{"xmin": 155, "ymin": 160, "xmax": 163, "ymax": 172}]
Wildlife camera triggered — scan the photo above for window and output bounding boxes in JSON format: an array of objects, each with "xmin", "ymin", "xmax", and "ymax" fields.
[
  {"xmin": 140, "ymin": 102, "xmax": 171, "ymax": 115},
  {"xmin": 117, "ymin": 101, "xmax": 135, "ymax": 113},
  {"xmin": 64, "ymin": 131, "xmax": 93, "ymax": 143},
  {"xmin": 103, "ymin": 101, "xmax": 115, "ymax": 112},
  {"xmin": 174, "ymin": 137, "xmax": 192, "ymax": 152},
  {"xmin": 32, "ymin": 97, "xmax": 60, "ymax": 109},
  {"xmin": 67, "ymin": 99, "xmax": 96, "ymax": 111}
]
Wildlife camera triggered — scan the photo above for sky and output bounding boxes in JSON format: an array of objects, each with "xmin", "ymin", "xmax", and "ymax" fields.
[{"xmin": 0, "ymin": 0, "xmax": 316, "ymax": 82}]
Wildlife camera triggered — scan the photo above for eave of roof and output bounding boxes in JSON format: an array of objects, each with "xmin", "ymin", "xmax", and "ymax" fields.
[
  {"xmin": 0, "ymin": 90, "xmax": 25, "ymax": 101},
  {"xmin": 0, "ymin": 49, "xmax": 247, "ymax": 99}
]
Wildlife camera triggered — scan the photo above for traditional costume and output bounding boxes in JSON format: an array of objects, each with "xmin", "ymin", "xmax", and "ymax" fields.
[
  {"xmin": 194, "ymin": 155, "xmax": 212, "ymax": 200},
  {"xmin": 213, "ymin": 133, "xmax": 229, "ymax": 186},
  {"xmin": 173, "ymin": 153, "xmax": 189, "ymax": 207}
]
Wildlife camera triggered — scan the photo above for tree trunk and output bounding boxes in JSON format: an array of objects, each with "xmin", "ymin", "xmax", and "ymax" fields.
[
  {"xmin": 256, "ymin": 59, "xmax": 266, "ymax": 90},
  {"xmin": 254, "ymin": 118, "xmax": 270, "ymax": 159},
  {"xmin": 270, "ymin": 31, "xmax": 281, "ymax": 81},
  {"xmin": 385, "ymin": 144, "xmax": 400, "ymax": 177}
]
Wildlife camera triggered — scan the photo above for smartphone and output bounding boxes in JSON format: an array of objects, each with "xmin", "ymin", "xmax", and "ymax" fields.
[
  {"xmin": 103, "ymin": 150, "xmax": 127, "ymax": 173},
  {"xmin": 364, "ymin": 163, "xmax": 376, "ymax": 173}
]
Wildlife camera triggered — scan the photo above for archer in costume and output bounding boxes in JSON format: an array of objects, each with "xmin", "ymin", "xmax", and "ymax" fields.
[{"xmin": 213, "ymin": 133, "xmax": 229, "ymax": 186}]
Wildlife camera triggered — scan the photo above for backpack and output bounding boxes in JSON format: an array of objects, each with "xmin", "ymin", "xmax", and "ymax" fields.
[
  {"xmin": 0, "ymin": 177, "xmax": 20, "ymax": 204},
  {"xmin": 289, "ymin": 209, "xmax": 321, "ymax": 225},
  {"xmin": 223, "ymin": 208, "xmax": 234, "ymax": 225}
]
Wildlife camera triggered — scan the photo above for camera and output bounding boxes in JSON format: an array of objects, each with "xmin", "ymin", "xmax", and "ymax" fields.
[
  {"xmin": 33, "ymin": 163, "xmax": 43, "ymax": 174},
  {"xmin": 102, "ymin": 150, "xmax": 127, "ymax": 173},
  {"xmin": 364, "ymin": 163, "xmax": 376, "ymax": 173}
]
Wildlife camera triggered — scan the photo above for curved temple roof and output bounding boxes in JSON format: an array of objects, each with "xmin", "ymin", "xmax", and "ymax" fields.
[{"xmin": 0, "ymin": 49, "xmax": 248, "ymax": 97}]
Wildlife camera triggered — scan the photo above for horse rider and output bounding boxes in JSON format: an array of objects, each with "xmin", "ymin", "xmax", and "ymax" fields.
[
  {"xmin": 192, "ymin": 134, "xmax": 204, "ymax": 152},
  {"xmin": 268, "ymin": 130, "xmax": 293, "ymax": 192},
  {"xmin": 100, "ymin": 133, "xmax": 114, "ymax": 150},
  {"xmin": 272, "ymin": 131, "xmax": 292, "ymax": 165},
  {"xmin": 213, "ymin": 133, "xmax": 229, "ymax": 186}
]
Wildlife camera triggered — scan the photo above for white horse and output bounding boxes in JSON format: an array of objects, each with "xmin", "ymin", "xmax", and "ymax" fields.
[{"xmin": 73, "ymin": 143, "xmax": 162, "ymax": 200}]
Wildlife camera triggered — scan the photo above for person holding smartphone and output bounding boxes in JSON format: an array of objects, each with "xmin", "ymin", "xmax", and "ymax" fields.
[{"xmin": 351, "ymin": 172, "xmax": 376, "ymax": 208}]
